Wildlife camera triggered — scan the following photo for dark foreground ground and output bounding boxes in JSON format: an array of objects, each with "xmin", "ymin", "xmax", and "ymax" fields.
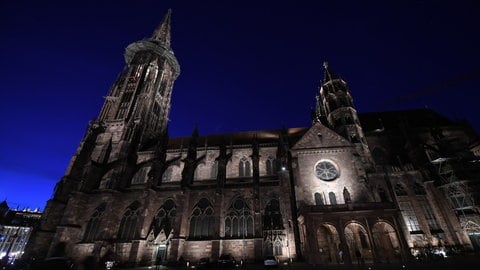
[
  {"xmin": 4, "ymin": 253, "xmax": 478, "ymax": 270},
  {"xmin": 122, "ymin": 254, "xmax": 480, "ymax": 270}
]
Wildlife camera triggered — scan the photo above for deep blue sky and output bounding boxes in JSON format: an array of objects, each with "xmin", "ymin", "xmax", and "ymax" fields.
[{"xmin": 1, "ymin": 0, "xmax": 479, "ymax": 210}]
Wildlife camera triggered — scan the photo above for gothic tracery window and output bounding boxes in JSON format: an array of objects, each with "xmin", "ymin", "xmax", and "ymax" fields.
[
  {"xmin": 117, "ymin": 201, "xmax": 141, "ymax": 241},
  {"xmin": 189, "ymin": 198, "xmax": 214, "ymax": 239},
  {"xmin": 266, "ymin": 156, "xmax": 276, "ymax": 175},
  {"xmin": 225, "ymin": 197, "xmax": 254, "ymax": 238},
  {"xmin": 152, "ymin": 199, "xmax": 176, "ymax": 238},
  {"xmin": 83, "ymin": 203, "xmax": 106, "ymax": 242},
  {"xmin": 263, "ymin": 199, "xmax": 283, "ymax": 230},
  {"xmin": 239, "ymin": 157, "xmax": 251, "ymax": 177}
]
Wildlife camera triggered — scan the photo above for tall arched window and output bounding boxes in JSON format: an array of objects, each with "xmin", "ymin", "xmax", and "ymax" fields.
[
  {"xmin": 239, "ymin": 157, "xmax": 251, "ymax": 177},
  {"xmin": 274, "ymin": 241, "xmax": 283, "ymax": 256},
  {"xmin": 83, "ymin": 203, "xmax": 106, "ymax": 242},
  {"xmin": 266, "ymin": 156, "xmax": 276, "ymax": 175},
  {"xmin": 329, "ymin": 192, "xmax": 337, "ymax": 205},
  {"xmin": 225, "ymin": 197, "xmax": 254, "ymax": 238},
  {"xmin": 314, "ymin": 193, "xmax": 324, "ymax": 205},
  {"xmin": 152, "ymin": 199, "xmax": 176, "ymax": 238},
  {"xmin": 189, "ymin": 198, "xmax": 214, "ymax": 239},
  {"xmin": 117, "ymin": 201, "xmax": 141, "ymax": 241},
  {"xmin": 263, "ymin": 199, "xmax": 283, "ymax": 230}
]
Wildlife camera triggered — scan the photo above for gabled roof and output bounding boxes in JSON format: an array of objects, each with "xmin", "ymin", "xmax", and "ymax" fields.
[{"xmin": 291, "ymin": 122, "xmax": 352, "ymax": 151}]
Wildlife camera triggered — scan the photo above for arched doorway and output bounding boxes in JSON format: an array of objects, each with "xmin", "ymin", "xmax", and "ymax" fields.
[
  {"xmin": 371, "ymin": 221, "xmax": 401, "ymax": 263},
  {"xmin": 344, "ymin": 222, "xmax": 372, "ymax": 264},
  {"xmin": 316, "ymin": 224, "xmax": 341, "ymax": 264}
]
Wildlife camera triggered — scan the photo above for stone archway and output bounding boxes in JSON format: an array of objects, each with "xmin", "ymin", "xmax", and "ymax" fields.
[
  {"xmin": 316, "ymin": 223, "xmax": 341, "ymax": 264},
  {"xmin": 371, "ymin": 221, "xmax": 401, "ymax": 263},
  {"xmin": 344, "ymin": 222, "xmax": 372, "ymax": 264}
]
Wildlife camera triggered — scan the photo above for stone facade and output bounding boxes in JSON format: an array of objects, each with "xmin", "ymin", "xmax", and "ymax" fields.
[{"xmin": 25, "ymin": 10, "xmax": 480, "ymax": 268}]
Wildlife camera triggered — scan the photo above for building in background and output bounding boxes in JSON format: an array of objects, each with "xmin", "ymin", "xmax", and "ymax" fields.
[
  {"xmin": 0, "ymin": 201, "xmax": 42, "ymax": 265},
  {"xmin": 25, "ymin": 10, "xmax": 480, "ymax": 267}
]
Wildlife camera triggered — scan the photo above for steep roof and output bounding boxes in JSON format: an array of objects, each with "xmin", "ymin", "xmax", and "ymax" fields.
[
  {"xmin": 358, "ymin": 108, "xmax": 456, "ymax": 133},
  {"xmin": 166, "ymin": 127, "xmax": 308, "ymax": 149}
]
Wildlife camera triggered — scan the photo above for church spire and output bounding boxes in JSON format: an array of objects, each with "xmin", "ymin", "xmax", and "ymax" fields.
[
  {"xmin": 151, "ymin": 9, "xmax": 172, "ymax": 48},
  {"xmin": 323, "ymin": 61, "xmax": 338, "ymax": 83}
]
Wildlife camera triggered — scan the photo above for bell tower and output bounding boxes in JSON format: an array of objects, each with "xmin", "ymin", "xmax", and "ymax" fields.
[
  {"xmin": 98, "ymin": 9, "xmax": 180, "ymax": 143},
  {"xmin": 314, "ymin": 62, "xmax": 372, "ymax": 165},
  {"xmin": 26, "ymin": 10, "xmax": 181, "ymax": 260}
]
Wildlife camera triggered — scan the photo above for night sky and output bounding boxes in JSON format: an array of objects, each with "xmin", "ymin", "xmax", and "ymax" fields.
[{"xmin": 1, "ymin": 0, "xmax": 479, "ymax": 211}]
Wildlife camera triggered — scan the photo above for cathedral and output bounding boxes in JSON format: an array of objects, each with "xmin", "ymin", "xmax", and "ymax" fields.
[{"xmin": 26, "ymin": 10, "xmax": 480, "ymax": 267}]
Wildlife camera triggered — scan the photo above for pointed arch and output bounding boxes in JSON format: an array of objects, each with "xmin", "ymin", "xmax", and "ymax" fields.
[
  {"xmin": 151, "ymin": 199, "xmax": 176, "ymax": 239},
  {"xmin": 117, "ymin": 201, "xmax": 141, "ymax": 241},
  {"xmin": 263, "ymin": 198, "xmax": 283, "ymax": 230},
  {"xmin": 83, "ymin": 203, "xmax": 106, "ymax": 242},
  {"xmin": 239, "ymin": 156, "xmax": 251, "ymax": 177},
  {"xmin": 266, "ymin": 156, "xmax": 276, "ymax": 175},
  {"xmin": 225, "ymin": 196, "xmax": 253, "ymax": 238},
  {"xmin": 189, "ymin": 198, "xmax": 214, "ymax": 239}
]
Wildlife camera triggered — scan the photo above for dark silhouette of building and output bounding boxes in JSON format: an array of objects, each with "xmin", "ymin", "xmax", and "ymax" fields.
[
  {"xmin": 25, "ymin": 10, "xmax": 480, "ymax": 267},
  {"xmin": 0, "ymin": 201, "xmax": 42, "ymax": 265}
]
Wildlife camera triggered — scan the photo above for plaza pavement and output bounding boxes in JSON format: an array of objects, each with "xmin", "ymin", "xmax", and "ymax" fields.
[{"xmin": 121, "ymin": 253, "xmax": 480, "ymax": 270}]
